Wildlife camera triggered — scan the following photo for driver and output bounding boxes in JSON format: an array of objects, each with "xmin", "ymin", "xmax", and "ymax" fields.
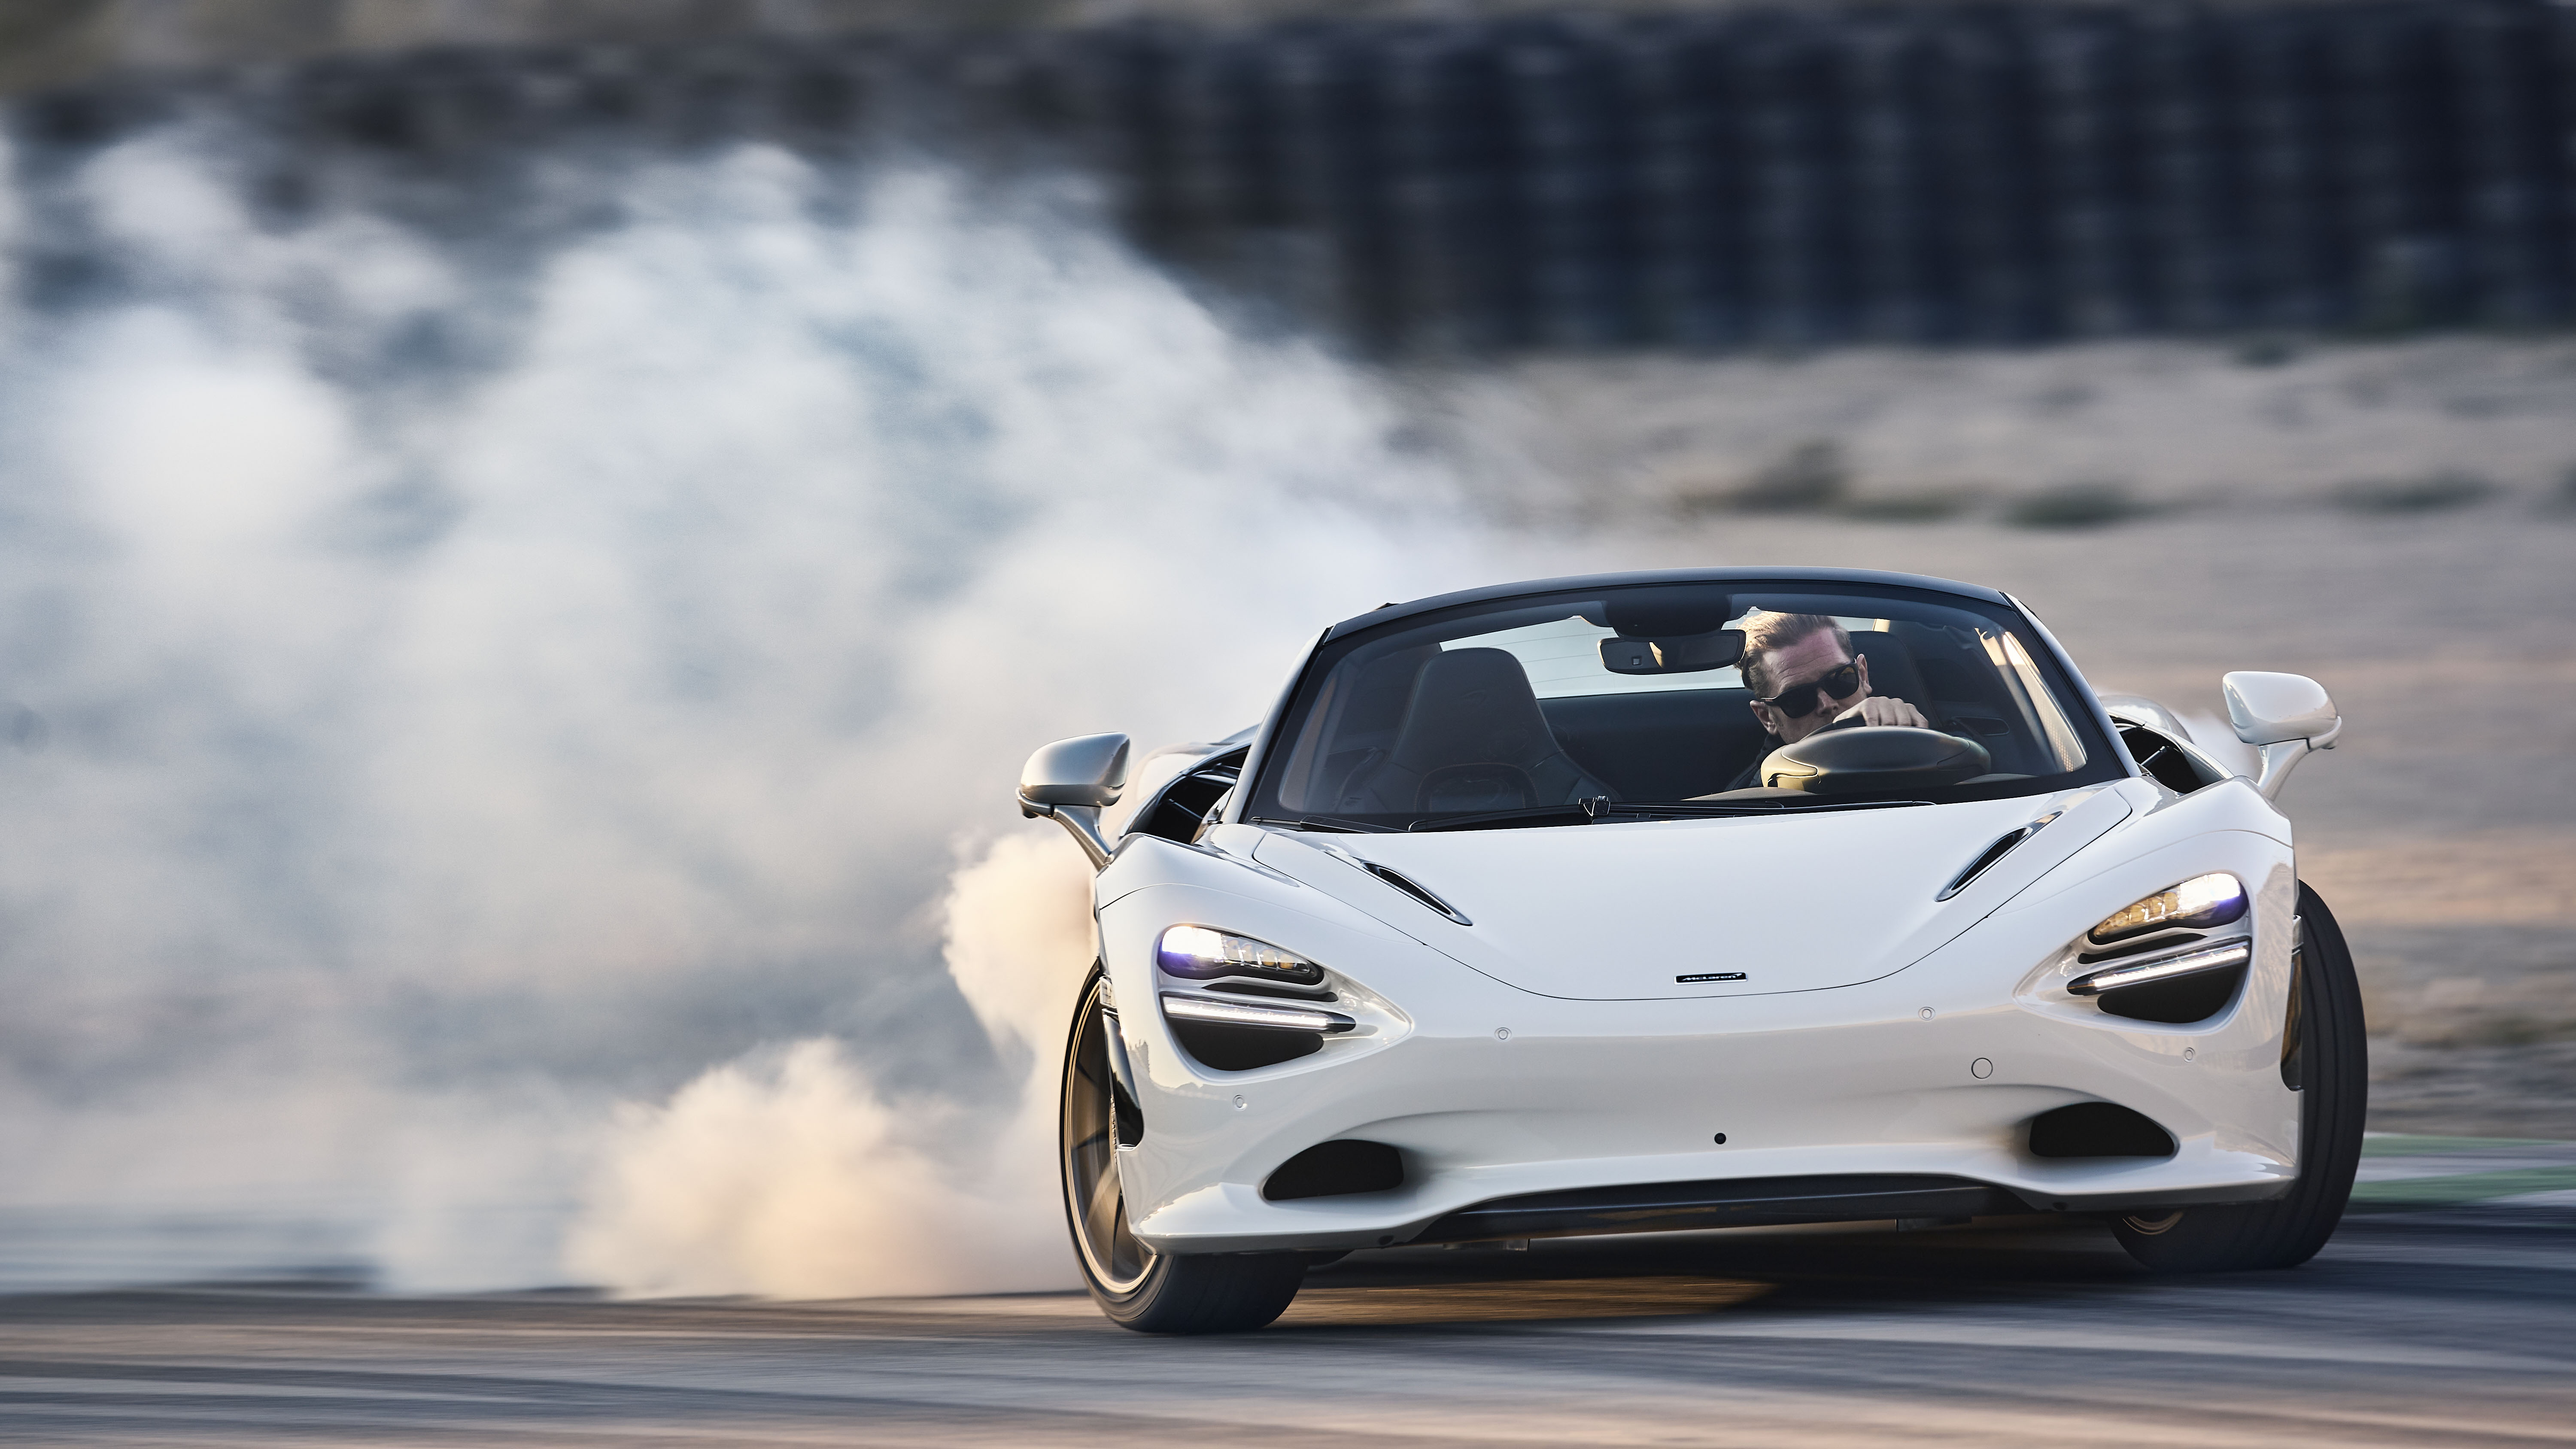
[{"xmin": 1723, "ymin": 611, "xmax": 1929, "ymax": 791}]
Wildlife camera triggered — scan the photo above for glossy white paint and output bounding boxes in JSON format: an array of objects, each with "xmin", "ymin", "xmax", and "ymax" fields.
[
  {"xmin": 2096, "ymin": 693, "xmax": 2195, "ymax": 743},
  {"xmin": 2220, "ymin": 671, "xmax": 2343, "ymax": 802},
  {"xmin": 1247, "ymin": 788, "xmax": 2129, "ymax": 1002},
  {"xmin": 1087, "ymin": 761, "xmax": 2310, "ymax": 1256},
  {"xmin": 2221, "ymin": 671, "xmax": 2341, "ymax": 747},
  {"xmin": 1019, "ymin": 733, "xmax": 1133, "ymax": 805}
]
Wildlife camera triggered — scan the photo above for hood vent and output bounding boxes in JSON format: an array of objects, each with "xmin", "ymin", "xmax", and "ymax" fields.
[
  {"xmin": 1936, "ymin": 811, "xmax": 2061, "ymax": 901},
  {"xmin": 1364, "ymin": 862, "xmax": 1473, "ymax": 926}
]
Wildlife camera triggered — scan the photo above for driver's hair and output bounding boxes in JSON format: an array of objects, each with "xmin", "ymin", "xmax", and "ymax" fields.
[{"xmin": 1739, "ymin": 612, "xmax": 1852, "ymax": 699}]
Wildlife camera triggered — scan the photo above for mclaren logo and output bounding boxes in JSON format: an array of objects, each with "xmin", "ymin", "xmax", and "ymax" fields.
[{"xmin": 1675, "ymin": 972, "xmax": 1748, "ymax": 984}]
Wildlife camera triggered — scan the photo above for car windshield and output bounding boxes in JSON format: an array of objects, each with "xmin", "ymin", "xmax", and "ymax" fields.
[{"xmin": 1245, "ymin": 580, "xmax": 2119, "ymax": 830}]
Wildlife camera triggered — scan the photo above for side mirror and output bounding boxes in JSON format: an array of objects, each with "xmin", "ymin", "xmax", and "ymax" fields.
[
  {"xmin": 2221, "ymin": 672, "xmax": 2340, "ymax": 802},
  {"xmin": 1018, "ymin": 733, "xmax": 1130, "ymax": 869}
]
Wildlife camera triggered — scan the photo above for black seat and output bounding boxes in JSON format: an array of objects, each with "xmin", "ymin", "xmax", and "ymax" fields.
[
  {"xmin": 1336, "ymin": 648, "xmax": 1613, "ymax": 814},
  {"xmin": 1847, "ymin": 631, "xmax": 1933, "ymax": 717},
  {"xmin": 1844, "ymin": 629, "xmax": 2039, "ymax": 769}
]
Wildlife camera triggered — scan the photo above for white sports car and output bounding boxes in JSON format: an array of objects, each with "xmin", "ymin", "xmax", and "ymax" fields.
[{"xmin": 1019, "ymin": 568, "xmax": 2363, "ymax": 1334}]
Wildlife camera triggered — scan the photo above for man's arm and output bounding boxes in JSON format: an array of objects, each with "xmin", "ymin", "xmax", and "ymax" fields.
[{"xmin": 1829, "ymin": 696, "xmax": 1930, "ymax": 730}]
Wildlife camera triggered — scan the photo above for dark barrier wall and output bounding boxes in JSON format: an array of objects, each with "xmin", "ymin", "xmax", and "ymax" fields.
[
  {"xmin": 1077, "ymin": 0, "xmax": 2576, "ymax": 350},
  {"xmin": 10, "ymin": 0, "xmax": 2574, "ymax": 353}
]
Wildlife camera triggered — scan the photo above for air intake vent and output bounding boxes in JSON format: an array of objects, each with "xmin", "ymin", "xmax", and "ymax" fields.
[
  {"xmin": 2098, "ymin": 967, "xmax": 2247, "ymax": 1024},
  {"xmin": 1170, "ymin": 1020, "xmax": 1321, "ymax": 1071},
  {"xmin": 1263, "ymin": 1140, "xmax": 1405, "ymax": 1201},
  {"xmin": 2027, "ymin": 1102, "xmax": 2177, "ymax": 1159}
]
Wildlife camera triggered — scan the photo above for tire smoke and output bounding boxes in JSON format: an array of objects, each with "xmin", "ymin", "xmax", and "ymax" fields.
[
  {"xmin": 0, "ymin": 126, "xmax": 1505, "ymax": 1293},
  {"xmin": 565, "ymin": 833, "xmax": 1094, "ymax": 1297}
]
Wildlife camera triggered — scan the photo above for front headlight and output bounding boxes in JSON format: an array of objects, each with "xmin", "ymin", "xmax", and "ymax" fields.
[
  {"xmin": 2088, "ymin": 873, "xmax": 2248, "ymax": 945},
  {"xmin": 1156, "ymin": 925, "xmax": 1325, "ymax": 986}
]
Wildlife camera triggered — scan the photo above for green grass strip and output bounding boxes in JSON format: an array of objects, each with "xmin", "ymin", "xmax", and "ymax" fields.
[
  {"xmin": 2348, "ymin": 1166, "xmax": 2576, "ymax": 1206},
  {"xmin": 2358, "ymin": 1134, "xmax": 2563, "ymax": 1158}
]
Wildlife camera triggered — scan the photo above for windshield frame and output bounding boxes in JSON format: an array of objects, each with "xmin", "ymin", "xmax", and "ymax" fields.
[{"xmin": 1228, "ymin": 571, "xmax": 2132, "ymax": 829}]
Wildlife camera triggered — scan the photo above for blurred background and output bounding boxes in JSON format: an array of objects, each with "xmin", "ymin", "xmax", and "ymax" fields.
[
  {"xmin": 13, "ymin": 0, "xmax": 2576, "ymax": 349},
  {"xmin": 0, "ymin": 0, "xmax": 2570, "ymax": 1296}
]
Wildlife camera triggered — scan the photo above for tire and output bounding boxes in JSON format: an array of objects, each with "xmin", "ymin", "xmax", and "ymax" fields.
[
  {"xmin": 1060, "ymin": 969, "xmax": 1307, "ymax": 1333},
  {"xmin": 2111, "ymin": 884, "xmax": 2368, "ymax": 1272}
]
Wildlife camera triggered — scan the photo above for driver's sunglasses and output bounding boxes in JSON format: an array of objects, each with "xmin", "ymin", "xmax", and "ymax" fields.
[{"xmin": 1756, "ymin": 660, "xmax": 1861, "ymax": 719}]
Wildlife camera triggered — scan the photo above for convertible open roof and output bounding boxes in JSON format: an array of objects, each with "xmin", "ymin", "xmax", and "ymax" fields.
[{"xmin": 1324, "ymin": 568, "xmax": 2017, "ymax": 643}]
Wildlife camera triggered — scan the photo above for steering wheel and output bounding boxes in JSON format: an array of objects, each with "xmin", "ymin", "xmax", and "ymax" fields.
[{"xmin": 1758, "ymin": 726, "xmax": 1993, "ymax": 795}]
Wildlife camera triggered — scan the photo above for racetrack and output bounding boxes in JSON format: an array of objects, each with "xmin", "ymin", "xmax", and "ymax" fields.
[
  {"xmin": 6, "ymin": 484, "xmax": 2573, "ymax": 1447},
  {"xmin": 5, "ymin": 55, "xmax": 2575, "ymax": 1434},
  {"xmin": 5, "ymin": 1198, "xmax": 2571, "ymax": 1447}
]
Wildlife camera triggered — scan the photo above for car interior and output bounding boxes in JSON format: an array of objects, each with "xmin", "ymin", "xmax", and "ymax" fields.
[
  {"xmin": 1331, "ymin": 647, "xmax": 1616, "ymax": 813},
  {"xmin": 1279, "ymin": 610, "xmax": 2076, "ymax": 815}
]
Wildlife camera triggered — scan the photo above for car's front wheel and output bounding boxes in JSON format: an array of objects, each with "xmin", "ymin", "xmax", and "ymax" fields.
[
  {"xmin": 2110, "ymin": 883, "xmax": 2367, "ymax": 1272},
  {"xmin": 1061, "ymin": 968, "xmax": 1306, "ymax": 1333}
]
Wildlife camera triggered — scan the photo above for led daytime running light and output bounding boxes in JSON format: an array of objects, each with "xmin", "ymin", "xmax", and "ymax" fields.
[
  {"xmin": 2069, "ymin": 939, "xmax": 2254, "ymax": 996},
  {"xmin": 2088, "ymin": 873, "xmax": 2248, "ymax": 945},
  {"xmin": 1160, "ymin": 993, "xmax": 1354, "ymax": 1034},
  {"xmin": 1156, "ymin": 925, "xmax": 1325, "ymax": 985}
]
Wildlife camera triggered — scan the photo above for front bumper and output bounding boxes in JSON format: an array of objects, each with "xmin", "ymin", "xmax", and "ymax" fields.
[{"xmin": 1097, "ymin": 832, "xmax": 2303, "ymax": 1255}]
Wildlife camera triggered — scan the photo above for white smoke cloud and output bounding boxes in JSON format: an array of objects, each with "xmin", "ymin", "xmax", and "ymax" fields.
[
  {"xmin": 565, "ymin": 832, "xmax": 1094, "ymax": 1297},
  {"xmin": 563, "ymin": 1037, "xmax": 1049, "ymax": 1299},
  {"xmin": 0, "ymin": 127, "xmax": 1521, "ymax": 1293}
]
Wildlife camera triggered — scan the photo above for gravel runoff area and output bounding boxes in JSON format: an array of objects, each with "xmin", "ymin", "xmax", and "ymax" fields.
[
  {"xmin": 1419, "ymin": 336, "xmax": 2576, "ymax": 528},
  {"xmin": 1403, "ymin": 335, "xmax": 2576, "ymax": 1139}
]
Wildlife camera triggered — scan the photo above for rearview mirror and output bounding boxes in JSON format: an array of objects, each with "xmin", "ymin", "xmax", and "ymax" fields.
[
  {"xmin": 1018, "ymin": 733, "xmax": 1130, "ymax": 869},
  {"xmin": 2221, "ymin": 672, "xmax": 2340, "ymax": 802},
  {"xmin": 1599, "ymin": 629, "xmax": 1744, "ymax": 675}
]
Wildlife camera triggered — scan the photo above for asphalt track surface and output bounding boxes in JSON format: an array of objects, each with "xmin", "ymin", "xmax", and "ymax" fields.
[{"xmin": 5, "ymin": 1204, "xmax": 2571, "ymax": 1448}]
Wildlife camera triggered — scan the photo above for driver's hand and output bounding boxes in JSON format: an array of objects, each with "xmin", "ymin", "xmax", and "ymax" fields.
[{"xmin": 1836, "ymin": 696, "xmax": 1929, "ymax": 729}]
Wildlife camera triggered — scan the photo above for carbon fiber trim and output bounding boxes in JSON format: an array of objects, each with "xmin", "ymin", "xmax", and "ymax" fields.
[{"xmin": 1410, "ymin": 1173, "xmax": 2028, "ymax": 1245}]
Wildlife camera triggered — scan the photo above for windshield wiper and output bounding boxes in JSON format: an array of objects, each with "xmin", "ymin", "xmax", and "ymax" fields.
[
  {"xmin": 1406, "ymin": 803, "xmax": 1599, "ymax": 832},
  {"xmin": 1408, "ymin": 797, "xmax": 1939, "ymax": 832},
  {"xmin": 1647, "ymin": 797, "xmax": 1938, "ymax": 815},
  {"xmin": 1249, "ymin": 814, "xmax": 1403, "ymax": 835}
]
